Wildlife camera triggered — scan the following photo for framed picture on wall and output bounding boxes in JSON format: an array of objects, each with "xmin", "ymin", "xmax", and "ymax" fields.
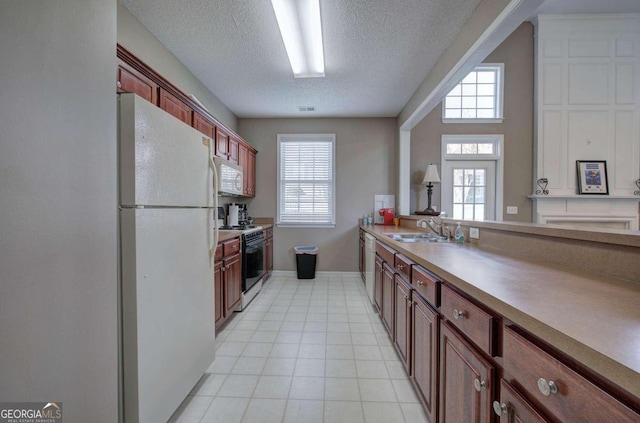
[{"xmin": 576, "ymin": 160, "xmax": 609, "ymax": 195}]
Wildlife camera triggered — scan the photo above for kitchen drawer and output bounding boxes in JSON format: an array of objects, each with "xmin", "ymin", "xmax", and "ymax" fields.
[
  {"xmin": 222, "ymin": 238, "xmax": 241, "ymax": 257},
  {"xmin": 264, "ymin": 227, "xmax": 273, "ymax": 239},
  {"xmin": 376, "ymin": 240, "xmax": 396, "ymax": 264},
  {"xmin": 441, "ymin": 284, "xmax": 496, "ymax": 356},
  {"xmin": 214, "ymin": 243, "xmax": 223, "ymax": 261},
  {"xmin": 394, "ymin": 254, "xmax": 413, "ymax": 283},
  {"xmin": 503, "ymin": 326, "xmax": 640, "ymax": 423},
  {"xmin": 411, "ymin": 265, "xmax": 440, "ymax": 308},
  {"xmin": 495, "ymin": 379, "xmax": 549, "ymax": 423}
]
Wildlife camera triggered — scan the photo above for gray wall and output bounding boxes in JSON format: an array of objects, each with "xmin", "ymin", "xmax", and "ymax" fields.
[
  {"xmin": 0, "ymin": 1, "xmax": 118, "ymax": 421},
  {"xmin": 238, "ymin": 118, "xmax": 398, "ymax": 272},
  {"xmin": 410, "ymin": 23, "xmax": 534, "ymax": 222},
  {"xmin": 117, "ymin": 2, "xmax": 238, "ymax": 132}
]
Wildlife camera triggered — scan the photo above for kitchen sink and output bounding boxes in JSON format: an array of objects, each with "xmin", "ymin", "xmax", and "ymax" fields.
[{"xmin": 384, "ymin": 233, "xmax": 448, "ymax": 243}]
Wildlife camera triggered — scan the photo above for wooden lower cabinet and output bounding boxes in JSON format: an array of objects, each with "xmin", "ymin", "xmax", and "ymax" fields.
[
  {"xmin": 214, "ymin": 261, "xmax": 224, "ymax": 327},
  {"xmin": 224, "ymin": 252, "xmax": 242, "ymax": 316},
  {"xmin": 263, "ymin": 227, "xmax": 273, "ymax": 281},
  {"xmin": 411, "ymin": 295, "xmax": 439, "ymax": 423},
  {"xmin": 374, "ymin": 255, "xmax": 383, "ymax": 313},
  {"xmin": 215, "ymin": 239, "xmax": 242, "ymax": 330},
  {"xmin": 502, "ymin": 326, "xmax": 640, "ymax": 423},
  {"xmin": 394, "ymin": 274, "xmax": 411, "ymax": 369},
  {"xmin": 495, "ymin": 380, "xmax": 549, "ymax": 423},
  {"xmin": 381, "ymin": 262, "xmax": 395, "ymax": 338},
  {"xmin": 359, "ymin": 233, "xmax": 365, "ymax": 281},
  {"xmin": 440, "ymin": 320, "xmax": 495, "ymax": 423}
]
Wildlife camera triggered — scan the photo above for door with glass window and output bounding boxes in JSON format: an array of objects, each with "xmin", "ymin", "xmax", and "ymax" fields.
[{"xmin": 442, "ymin": 161, "xmax": 495, "ymax": 221}]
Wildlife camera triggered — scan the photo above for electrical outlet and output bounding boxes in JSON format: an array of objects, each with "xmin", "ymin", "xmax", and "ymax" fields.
[
  {"xmin": 469, "ymin": 227, "xmax": 480, "ymax": 239},
  {"xmin": 506, "ymin": 206, "xmax": 518, "ymax": 215}
]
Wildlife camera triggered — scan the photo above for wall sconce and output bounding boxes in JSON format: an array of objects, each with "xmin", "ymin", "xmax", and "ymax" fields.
[{"xmin": 536, "ymin": 178, "xmax": 549, "ymax": 195}]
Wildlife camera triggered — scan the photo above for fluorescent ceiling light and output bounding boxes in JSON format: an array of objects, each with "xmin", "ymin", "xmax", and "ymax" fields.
[{"xmin": 271, "ymin": 0, "xmax": 325, "ymax": 78}]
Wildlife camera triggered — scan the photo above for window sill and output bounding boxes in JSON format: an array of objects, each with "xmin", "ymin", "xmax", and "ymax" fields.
[
  {"xmin": 277, "ymin": 223, "xmax": 336, "ymax": 229},
  {"xmin": 442, "ymin": 118, "xmax": 504, "ymax": 124}
]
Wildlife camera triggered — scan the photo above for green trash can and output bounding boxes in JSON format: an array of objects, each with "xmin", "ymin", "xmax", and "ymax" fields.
[{"xmin": 294, "ymin": 246, "xmax": 318, "ymax": 279}]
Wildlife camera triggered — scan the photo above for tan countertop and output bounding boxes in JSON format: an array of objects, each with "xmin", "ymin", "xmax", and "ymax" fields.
[
  {"xmin": 361, "ymin": 223, "xmax": 640, "ymax": 399},
  {"xmin": 217, "ymin": 225, "xmax": 272, "ymax": 243},
  {"xmin": 218, "ymin": 230, "xmax": 242, "ymax": 242}
]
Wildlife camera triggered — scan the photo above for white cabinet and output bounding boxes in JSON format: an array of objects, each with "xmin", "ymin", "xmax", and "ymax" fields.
[{"xmin": 533, "ymin": 15, "xmax": 640, "ymax": 229}]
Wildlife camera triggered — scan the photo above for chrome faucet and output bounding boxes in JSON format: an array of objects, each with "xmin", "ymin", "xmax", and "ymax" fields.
[{"xmin": 417, "ymin": 218, "xmax": 446, "ymax": 238}]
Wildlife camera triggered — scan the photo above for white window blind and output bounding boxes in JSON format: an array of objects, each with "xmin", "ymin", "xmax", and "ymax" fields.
[{"xmin": 277, "ymin": 134, "xmax": 336, "ymax": 227}]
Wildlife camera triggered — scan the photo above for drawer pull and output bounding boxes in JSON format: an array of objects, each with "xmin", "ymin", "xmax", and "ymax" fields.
[
  {"xmin": 473, "ymin": 378, "xmax": 487, "ymax": 392},
  {"xmin": 492, "ymin": 401, "xmax": 508, "ymax": 416},
  {"xmin": 453, "ymin": 309, "xmax": 466, "ymax": 320},
  {"xmin": 397, "ymin": 264, "xmax": 405, "ymax": 271},
  {"xmin": 537, "ymin": 378, "xmax": 558, "ymax": 396},
  {"xmin": 417, "ymin": 280, "xmax": 424, "ymax": 286}
]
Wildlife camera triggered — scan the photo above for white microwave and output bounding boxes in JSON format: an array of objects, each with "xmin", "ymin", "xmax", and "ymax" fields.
[{"xmin": 213, "ymin": 157, "xmax": 244, "ymax": 196}]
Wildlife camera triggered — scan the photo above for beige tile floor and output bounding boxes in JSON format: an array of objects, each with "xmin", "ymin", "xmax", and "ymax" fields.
[{"xmin": 168, "ymin": 274, "xmax": 429, "ymax": 423}]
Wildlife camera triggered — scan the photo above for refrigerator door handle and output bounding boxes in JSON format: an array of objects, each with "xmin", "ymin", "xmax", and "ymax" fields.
[{"xmin": 209, "ymin": 156, "xmax": 219, "ymax": 261}]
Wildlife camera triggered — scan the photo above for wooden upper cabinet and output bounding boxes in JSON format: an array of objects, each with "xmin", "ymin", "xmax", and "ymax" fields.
[
  {"xmin": 246, "ymin": 149, "xmax": 256, "ymax": 196},
  {"xmin": 215, "ymin": 127, "xmax": 229, "ymax": 158},
  {"xmin": 159, "ymin": 88, "xmax": 192, "ymax": 126},
  {"xmin": 117, "ymin": 59, "xmax": 158, "ymax": 105},
  {"xmin": 238, "ymin": 142, "xmax": 256, "ymax": 197},
  {"xmin": 228, "ymin": 136, "xmax": 239, "ymax": 164},
  {"xmin": 193, "ymin": 112, "xmax": 215, "ymax": 139}
]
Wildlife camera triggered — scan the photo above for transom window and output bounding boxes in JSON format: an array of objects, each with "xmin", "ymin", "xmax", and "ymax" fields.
[
  {"xmin": 442, "ymin": 64, "xmax": 504, "ymax": 123},
  {"xmin": 277, "ymin": 134, "xmax": 336, "ymax": 227}
]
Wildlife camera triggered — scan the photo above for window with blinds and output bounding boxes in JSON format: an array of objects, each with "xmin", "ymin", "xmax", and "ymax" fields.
[{"xmin": 277, "ymin": 134, "xmax": 336, "ymax": 227}]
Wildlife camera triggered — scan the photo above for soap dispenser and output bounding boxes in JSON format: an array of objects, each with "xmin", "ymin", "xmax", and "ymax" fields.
[{"xmin": 454, "ymin": 223, "xmax": 465, "ymax": 243}]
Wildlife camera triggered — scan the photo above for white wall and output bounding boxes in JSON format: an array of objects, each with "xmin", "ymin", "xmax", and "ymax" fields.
[
  {"xmin": 239, "ymin": 118, "xmax": 397, "ymax": 271},
  {"xmin": 0, "ymin": 1, "xmax": 118, "ymax": 421},
  {"xmin": 117, "ymin": 3, "xmax": 238, "ymax": 132}
]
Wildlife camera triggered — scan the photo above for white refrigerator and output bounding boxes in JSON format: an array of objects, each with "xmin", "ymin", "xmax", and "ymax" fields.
[{"xmin": 119, "ymin": 93, "xmax": 218, "ymax": 423}]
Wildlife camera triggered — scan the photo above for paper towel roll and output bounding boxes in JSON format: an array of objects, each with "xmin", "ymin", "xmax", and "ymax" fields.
[{"xmin": 228, "ymin": 205, "xmax": 239, "ymax": 227}]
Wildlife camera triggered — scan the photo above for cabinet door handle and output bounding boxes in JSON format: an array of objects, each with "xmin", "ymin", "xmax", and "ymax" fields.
[
  {"xmin": 492, "ymin": 401, "xmax": 508, "ymax": 416},
  {"xmin": 116, "ymin": 80, "xmax": 122, "ymax": 88},
  {"xmin": 537, "ymin": 378, "xmax": 558, "ymax": 396},
  {"xmin": 473, "ymin": 378, "xmax": 487, "ymax": 392},
  {"xmin": 453, "ymin": 309, "xmax": 466, "ymax": 320}
]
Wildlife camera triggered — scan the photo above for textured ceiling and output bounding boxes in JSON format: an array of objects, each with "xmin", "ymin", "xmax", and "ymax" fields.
[{"xmin": 119, "ymin": 0, "xmax": 481, "ymax": 118}]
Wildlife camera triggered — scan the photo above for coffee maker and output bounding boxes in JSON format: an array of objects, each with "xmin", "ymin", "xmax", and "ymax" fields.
[{"xmin": 238, "ymin": 204, "xmax": 250, "ymax": 225}]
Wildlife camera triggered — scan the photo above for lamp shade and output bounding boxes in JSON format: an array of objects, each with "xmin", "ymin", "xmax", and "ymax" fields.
[{"xmin": 422, "ymin": 164, "xmax": 441, "ymax": 184}]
